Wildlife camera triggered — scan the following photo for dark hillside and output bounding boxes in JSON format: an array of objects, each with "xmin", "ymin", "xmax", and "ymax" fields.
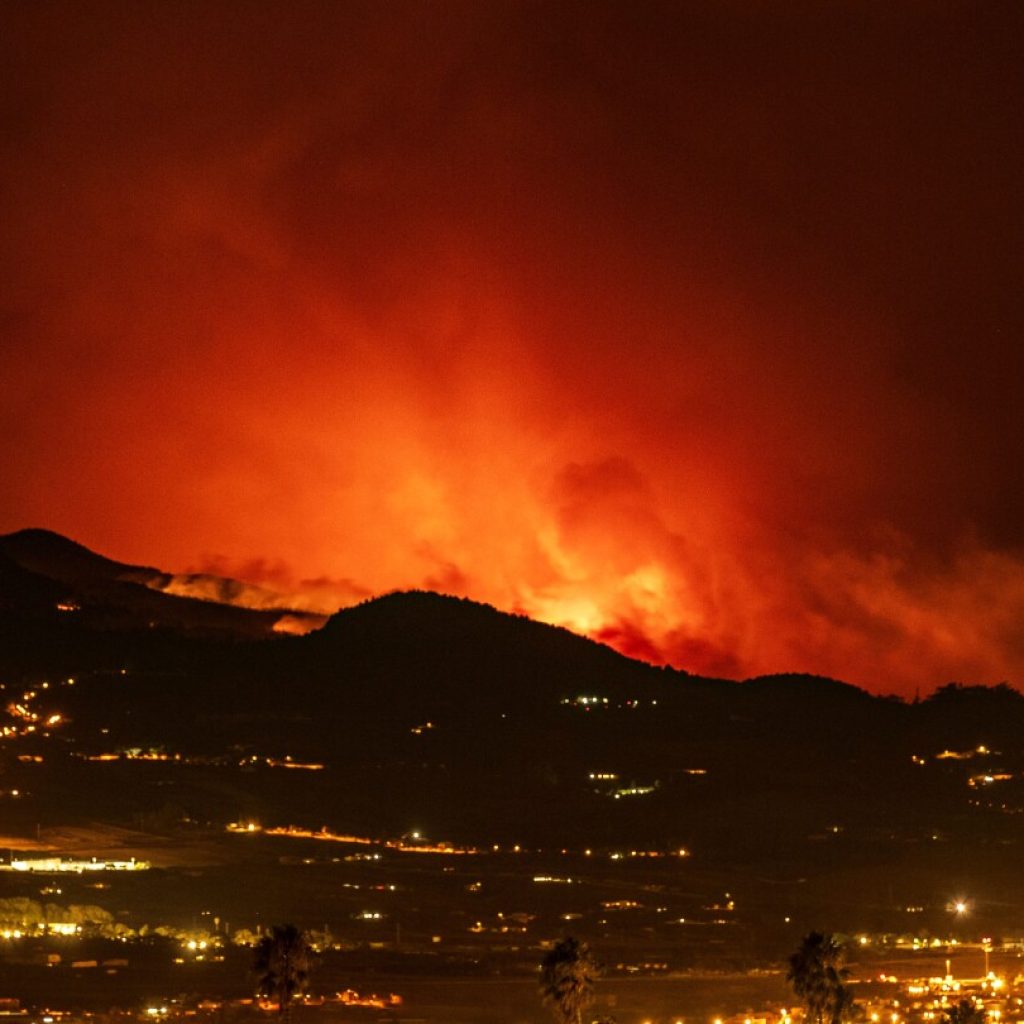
[
  {"xmin": 0, "ymin": 529, "xmax": 303, "ymax": 639},
  {"xmin": 0, "ymin": 527, "xmax": 158, "ymax": 585},
  {"xmin": 0, "ymin": 550, "xmax": 67, "ymax": 610},
  {"xmin": 2, "ymin": 531, "xmax": 1024, "ymax": 859},
  {"xmin": 303, "ymin": 589, "xmax": 711, "ymax": 706}
]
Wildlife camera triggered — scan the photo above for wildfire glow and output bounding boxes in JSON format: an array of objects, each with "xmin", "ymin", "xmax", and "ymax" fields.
[{"xmin": 2, "ymin": 4, "xmax": 1021, "ymax": 697}]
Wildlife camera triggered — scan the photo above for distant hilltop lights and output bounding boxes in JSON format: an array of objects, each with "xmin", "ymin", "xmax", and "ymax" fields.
[
  {"xmin": 224, "ymin": 822, "xmax": 690, "ymax": 860},
  {"xmin": 561, "ymin": 694, "xmax": 658, "ymax": 708},
  {"xmin": 936, "ymin": 745, "xmax": 994, "ymax": 760},
  {"xmin": 612, "ymin": 782, "xmax": 659, "ymax": 799},
  {"xmin": 0, "ymin": 856, "xmax": 149, "ymax": 873},
  {"xmin": 0, "ymin": 677, "xmax": 74, "ymax": 740},
  {"xmin": 225, "ymin": 823, "xmax": 478, "ymax": 854},
  {"xmin": 77, "ymin": 750, "xmax": 325, "ymax": 769}
]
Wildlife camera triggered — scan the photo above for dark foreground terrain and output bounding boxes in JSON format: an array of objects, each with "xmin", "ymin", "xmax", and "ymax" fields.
[{"xmin": 2, "ymin": 530, "xmax": 1024, "ymax": 1020}]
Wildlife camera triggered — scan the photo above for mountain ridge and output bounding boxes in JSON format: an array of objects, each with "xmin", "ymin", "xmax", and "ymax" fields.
[
  {"xmin": 0, "ymin": 528, "xmax": 1013, "ymax": 707},
  {"xmin": 0, "ymin": 527, "xmax": 319, "ymax": 639},
  {"xmin": 2, "ymin": 528, "xmax": 1024, "ymax": 861}
]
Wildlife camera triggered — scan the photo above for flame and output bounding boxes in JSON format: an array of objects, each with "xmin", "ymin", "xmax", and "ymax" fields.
[{"xmin": 272, "ymin": 614, "xmax": 327, "ymax": 636}]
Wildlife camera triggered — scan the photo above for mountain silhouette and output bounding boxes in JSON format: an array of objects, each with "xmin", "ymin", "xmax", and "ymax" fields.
[
  {"xmin": 2, "ymin": 528, "xmax": 1022, "ymax": 855},
  {"xmin": 0, "ymin": 527, "xmax": 320, "ymax": 638}
]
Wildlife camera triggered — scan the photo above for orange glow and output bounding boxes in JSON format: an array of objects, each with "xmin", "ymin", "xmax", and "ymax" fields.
[
  {"xmin": 271, "ymin": 614, "xmax": 327, "ymax": 636},
  {"xmin": 2, "ymin": 5, "xmax": 1022, "ymax": 697},
  {"xmin": 335, "ymin": 991, "xmax": 402, "ymax": 1009},
  {"xmin": 5, "ymin": 281, "xmax": 1022, "ymax": 694}
]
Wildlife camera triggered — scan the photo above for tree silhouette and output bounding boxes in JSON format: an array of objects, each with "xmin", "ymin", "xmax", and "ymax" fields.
[
  {"xmin": 540, "ymin": 936, "xmax": 600, "ymax": 1024},
  {"xmin": 253, "ymin": 924, "xmax": 313, "ymax": 1022},
  {"xmin": 786, "ymin": 931, "xmax": 854, "ymax": 1024},
  {"xmin": 943, "ymin": 1001, "xmax": 985, "ymax": 1024}
]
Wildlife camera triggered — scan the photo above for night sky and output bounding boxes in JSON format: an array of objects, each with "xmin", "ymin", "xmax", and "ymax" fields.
[{"xmin": 2, "ymin": 2, "xmax": 1022, "ymax": 694}]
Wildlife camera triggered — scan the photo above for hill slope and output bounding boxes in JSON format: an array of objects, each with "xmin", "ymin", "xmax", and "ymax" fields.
[
  {"xmin": 3, "ymin": 529, "xmax": 1024, "ymax": 857},
  {"xmin": 0, "ymin": 528, "xmax": 320, "ymax": 638}
]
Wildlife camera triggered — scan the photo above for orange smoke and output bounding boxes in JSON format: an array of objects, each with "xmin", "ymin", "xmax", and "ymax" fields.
[{"xmin": 2, "ymin": 3, "xmax": 1022, "ymax": 696}]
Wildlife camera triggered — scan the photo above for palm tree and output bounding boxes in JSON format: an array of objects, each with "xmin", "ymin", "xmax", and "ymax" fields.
[
  {"xmin": 253, "ymin": 924, "xmax": 313, "ymax": 1023},
  {"xmin": 943, "ymin": 1001, "xmax": 985, "ymax": 1024},
  {"xmin": 540, "ymin": 936, "xmax": 600, "ymax": 1024},
  {"xmin": 786, "ymin": 931, "xmax": 854, "ymax": 1024}
]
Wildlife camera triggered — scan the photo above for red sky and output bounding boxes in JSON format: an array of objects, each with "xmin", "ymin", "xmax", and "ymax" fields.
[{"xmin": 2, "ymin": 2, "xmax": 1023, "ymax": 695}]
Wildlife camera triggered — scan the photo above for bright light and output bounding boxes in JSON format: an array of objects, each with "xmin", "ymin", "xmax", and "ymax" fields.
[{"xmin": 954, "ymin": 901, "xmax": 968, "ymax": 914}]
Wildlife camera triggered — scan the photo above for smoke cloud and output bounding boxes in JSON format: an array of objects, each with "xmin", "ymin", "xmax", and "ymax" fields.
[{"xmin": 2, "ymin": 2, "xmax": 1022, "ymax": 694}]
